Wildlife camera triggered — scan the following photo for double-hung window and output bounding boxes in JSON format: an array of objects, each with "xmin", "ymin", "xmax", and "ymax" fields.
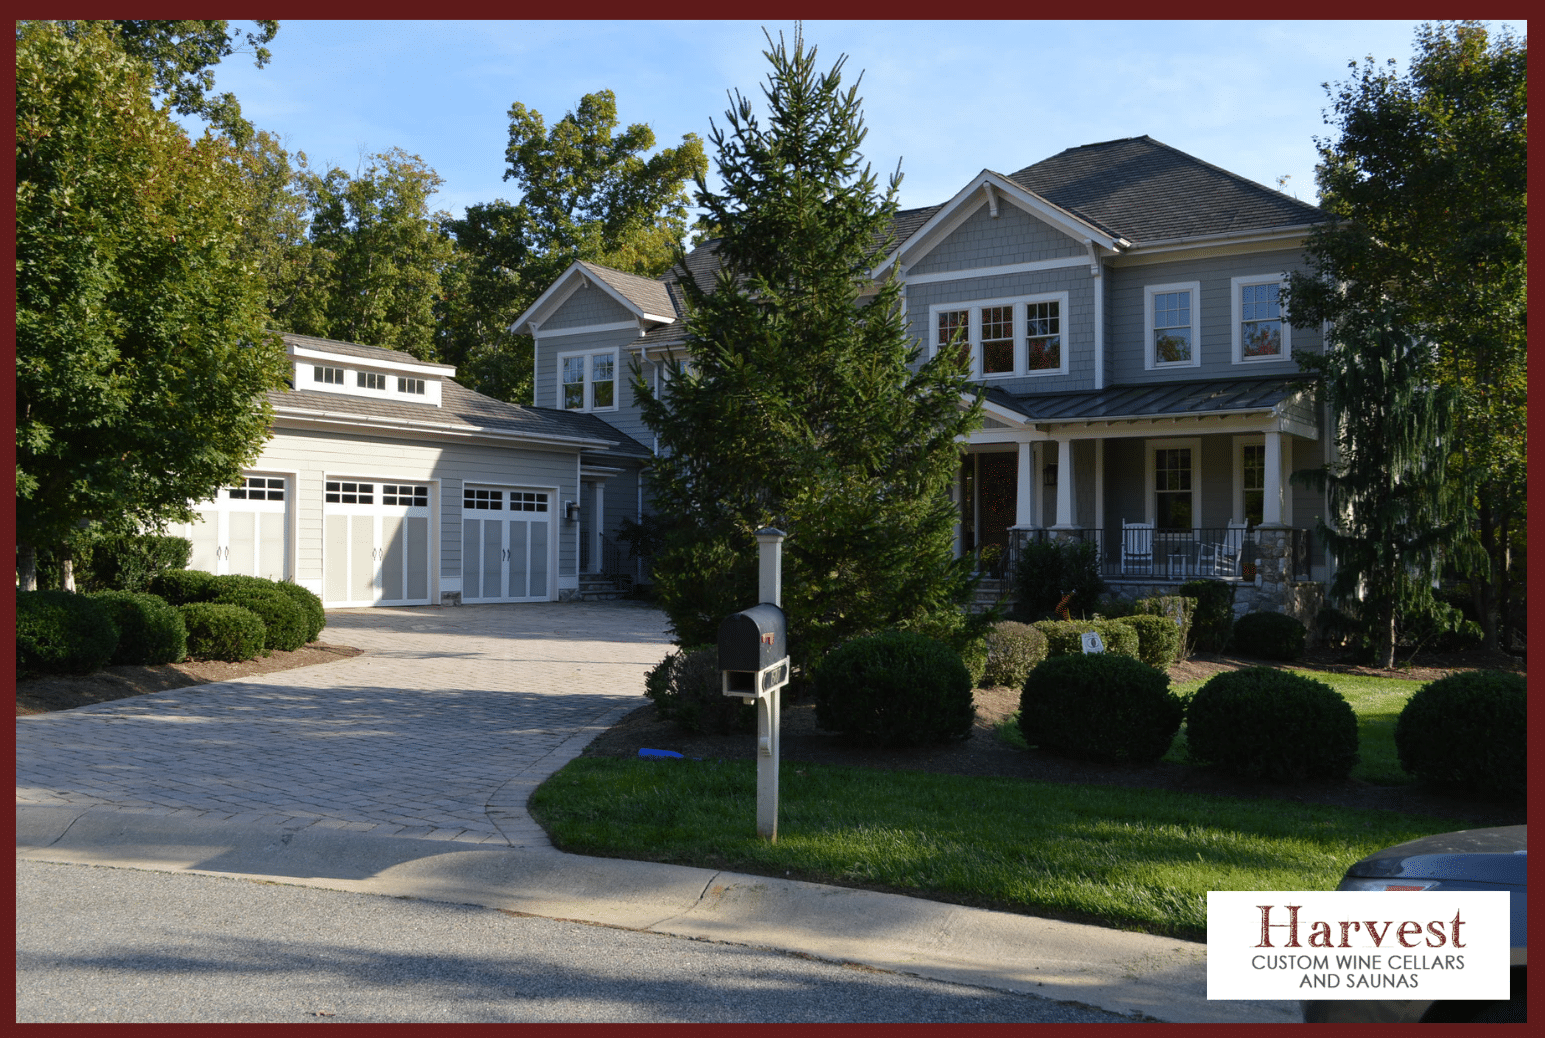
[
  {"xmin": 930, "ymin": 293, "xmax": 1067, "ymax": 379},
  {"xmin": 357, "ymin": 371, "xmax": 386, "ymax": 390},
  {"xmin": 1232, "ymin": 275, "xmax": 1289, "ymax": 362},
  {"xmin": 558, "ymin": 349, "xmax": 618, "ymax": 411},
  {"xmin": 1144, "ymin": 282, "xmax": 1201, "ymax": 369}
]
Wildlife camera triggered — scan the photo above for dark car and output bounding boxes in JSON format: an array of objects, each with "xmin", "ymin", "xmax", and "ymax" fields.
[{"xmin": 1302, "ymin": 825, "xmax": 1526, "ymax": 1023}]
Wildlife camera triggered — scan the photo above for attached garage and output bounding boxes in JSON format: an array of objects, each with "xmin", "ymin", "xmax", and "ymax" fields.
[{"xmin": 212, "ymin": 333, "xmax": 649, "ymax": 608}]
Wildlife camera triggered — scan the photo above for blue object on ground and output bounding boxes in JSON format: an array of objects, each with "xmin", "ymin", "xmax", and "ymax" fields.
[{"xmin": 638, "ymin": 748, "xmax": 685, "ymax": 759}]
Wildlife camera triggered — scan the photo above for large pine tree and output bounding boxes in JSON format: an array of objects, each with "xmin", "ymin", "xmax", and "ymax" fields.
[{"xmin": 635, "ymin": 29, "xmax": 982, "ymax": 675}]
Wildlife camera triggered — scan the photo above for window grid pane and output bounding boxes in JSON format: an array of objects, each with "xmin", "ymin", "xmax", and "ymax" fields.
[
  {"xmin": 591, "ymin": 353, "xmax": 615, "ymax": 408},
  {"xmin": 937, "ymin": 310, "xmax": 970, "ymax": 367},
  {"xmin": 1026, "ymin": 301, "xmax": 1060, "ymax": 371},
  {"xmin": 463, "ymin": 488, "xmax": 504, "ymax": 510},
  {"xmin": 980, "ymin": 306, "xmax": 1013, "ymax": 374}
]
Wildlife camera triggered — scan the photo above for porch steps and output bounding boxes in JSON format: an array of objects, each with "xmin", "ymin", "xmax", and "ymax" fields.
[
  {"xmin": 969, "ymin": 577, "xmax": 1015, "ymax": 614},
  {"xmin": 578, "ymin": 575, "xmax": 631, "ymax": 601}
]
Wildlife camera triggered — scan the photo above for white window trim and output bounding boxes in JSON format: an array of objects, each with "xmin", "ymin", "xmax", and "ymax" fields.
[
  {"xmin": 1230, "ymin": 273, "xmax": 1291, "ymax": 364},
  {"xmin": 1232, "ymin": 434, "xmax": 1266, "ymax": 525},
  {"xmin": 927, "ymin": 291, "xmax": 1071, "ymax": 380},
  {"xmin": 555, "ymin": 347, "xmax": 620, "ymax": 412},
  {"xmin": 1145, "ymin": 437, "xmax": 1202, "ymax": 529},
  {"xmin": 1144, "ymin": 281, "xmax": 1202, "ymax": 370}
]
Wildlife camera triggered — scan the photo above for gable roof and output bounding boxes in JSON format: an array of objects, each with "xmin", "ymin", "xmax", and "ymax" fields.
[
  {"xmin": 514, "ymin": 259, "xmax": 677, "ymax": 333},
  {"xmin": 1005, "ymin": 136, "xmax": 1326, "ymax": 244}
]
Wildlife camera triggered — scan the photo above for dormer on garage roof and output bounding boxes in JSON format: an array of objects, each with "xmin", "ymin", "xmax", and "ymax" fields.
[
  {"xmin": 283, "ymin": 331, "xmax": 456, "ymax": 375},
  {"xmin": 514, "ymin": 259, "xmax": 677, "ymax": 334}
]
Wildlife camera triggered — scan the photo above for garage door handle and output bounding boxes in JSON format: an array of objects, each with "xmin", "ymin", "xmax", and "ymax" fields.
[{"xmin": 502, "ymin": 549, "xmax": 510, "ymax": 561}]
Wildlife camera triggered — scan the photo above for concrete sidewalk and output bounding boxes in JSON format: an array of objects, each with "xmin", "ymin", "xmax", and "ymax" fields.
[{"xmin": 16, "ymin": 601, "xmax": 1297, "ymax": 1023}]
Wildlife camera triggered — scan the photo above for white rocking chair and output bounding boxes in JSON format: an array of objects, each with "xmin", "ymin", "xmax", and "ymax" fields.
[{"xmin": 1121, "ymin": 520, "xmax": 1154, "ymax": 575}]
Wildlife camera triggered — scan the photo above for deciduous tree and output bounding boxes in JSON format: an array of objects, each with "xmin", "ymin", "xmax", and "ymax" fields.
[
  {"xmin": 1286, "ymin": 21, "xmax": 1526, "ymax": 651},
  {"xmin": 635, "ymin": 30, "xmax": 982, "ymax": 675},
  {"xmin": 16, "ymin": 21, "xmax": 289, "ymax": 589}
]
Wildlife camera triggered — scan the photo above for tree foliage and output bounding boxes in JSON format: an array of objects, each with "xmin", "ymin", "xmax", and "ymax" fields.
[
  {"xmin": 635, "ymin": 30, "xmax": 982, "ymax": 677},
  {"xmin": 16, "ymin": 21, "xmax": 290, "ymax": 586},
  {"xmin": 1293, "ymin": 314, "xmax": 1456, "ymax": 669},
  {"xmin": 1285, "ymin": 21, "xmax": 1526, "ymax": 650},
  {"xmin": 277, "ymin": 148, "xmax": 457, "ymax": 361},
  {"xmin": 441, "ymin": 90, "xmax": 706, "ymax": 402}
]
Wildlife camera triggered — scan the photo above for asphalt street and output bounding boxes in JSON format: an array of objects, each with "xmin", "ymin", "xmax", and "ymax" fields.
[{"xmin": 17, "ymin": 860, "xmax": 1136, "ymax": 1024}]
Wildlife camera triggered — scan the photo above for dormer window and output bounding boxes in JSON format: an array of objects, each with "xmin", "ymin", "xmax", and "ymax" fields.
[
  {"xmin": 399, "ymin": 377, "xmax": 425, "ymax": 395},
  {"xmin": 358, "ymin": 371, "xmax": 386, "ymax": 390},
  {"xmin": 314, "ymin": 366, "xmax": 344, "ymax": 384}
]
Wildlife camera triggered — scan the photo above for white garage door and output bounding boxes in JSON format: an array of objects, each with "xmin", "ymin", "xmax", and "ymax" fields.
[
  {"xmin": 323, "ymin": 479, "xmax": 433, "ymax": 607},
  {"xmin": 178, "ymin": 476, "xmax": 290, "ymax": 581},
  {"xmin": 461, "ymin": 485, "xmax": 552, "ymax": 603}
]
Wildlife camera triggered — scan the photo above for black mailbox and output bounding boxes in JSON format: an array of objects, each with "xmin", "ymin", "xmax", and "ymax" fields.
[{"xmin": 718, "ymin": 603, "xmax": 788, "ymax": 698}]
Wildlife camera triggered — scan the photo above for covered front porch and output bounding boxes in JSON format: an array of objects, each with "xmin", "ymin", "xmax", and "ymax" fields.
[{"xmin": 955, "ymin": 377, "xmax": 1328, "ymax": 617}]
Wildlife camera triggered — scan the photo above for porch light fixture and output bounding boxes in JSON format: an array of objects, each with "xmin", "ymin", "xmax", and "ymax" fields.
[
  {"xmin": 1043, "ymin": 464, "xmax": 1058, "ymax": 487},
  {"xmin": 564, "ymin": 500, "xmax": 580, "ymax": 523}
]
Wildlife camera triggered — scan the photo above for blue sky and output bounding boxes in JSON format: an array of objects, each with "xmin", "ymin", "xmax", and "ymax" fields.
[{"xmin": 193, "ymin": 19, "xmax": 1525, "ymax": 222}]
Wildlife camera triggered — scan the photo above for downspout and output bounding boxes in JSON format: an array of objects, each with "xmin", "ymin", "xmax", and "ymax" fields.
[{"xmin": 1088, "ymin": 241, "xmax": 1105, "ymax": 391}]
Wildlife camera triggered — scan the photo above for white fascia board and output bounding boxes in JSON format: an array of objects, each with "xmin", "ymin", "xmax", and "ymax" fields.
[
  {"xmin": 877, "ymin": 171, "xmax": 1125, "ymax": 278},
  {"xmin": 1118, "ymin": 224, "xmax": 1315, "ymax": 260},
  {"xmin": 979, "ymin": 397, "xmax": 1036, "ymax": 430},
  {"xmin": 534, "ymin": 320, "xmax": 643, "ymax": 339},
  {"xmin": 288, "ymin": 345, "xmax": 455, "ymax": 376},
  {"xmin": 269, "ymin": 405, "xmax": 618, "ymax": 451}
]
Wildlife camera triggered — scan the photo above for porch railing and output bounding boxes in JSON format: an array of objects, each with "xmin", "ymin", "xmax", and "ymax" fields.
[{"xmin": 986, "ymin": 526, "xmax": 1313, "ymax": 583}]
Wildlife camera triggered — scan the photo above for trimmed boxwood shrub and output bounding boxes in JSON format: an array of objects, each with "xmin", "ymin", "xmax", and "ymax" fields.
[
  {"xmin": 1018, "ymin": 653, "xmax": 1182, "ymax": 764},
  {"xmin": 1395, "ymin": 670, "xmax": 1525, "ymax": 799},
  {"xmin": 1031, "ymin": 619, "xmax": 1140, "ymax": 661},
  {"xmin": 16, "ymin": 590, "xmax": 120, "ymax": 676},
  {"xmin": 644, "ymin": 645, "xmax": 754, "ymax": 736},
  {"xmin": 1134, "ymin": 595, "xmax": 1194, "ymax": 659},
  {"xmin": 1116, "ymin": 615, "xmax": 1183, "ymax": 669},
  {"xmin": 1231, "ymin": 611, "xmax": 1307, "ymax": 661},
  {"xmin": 814, "ymin": 631, "xmax": 974, "ymax": 748},
  {"xmin": 1185, "ymin": 668, "xmax": 1359, "ymax": 782},
  {"xmin": 1178, "ymin": 579, "xmax": 1234, "ymax": 653},
  {"xmin": 85, "ymin": 533, "xmax": 192, "ymax": 593},
  {"xmin": 211, "ymin": 586, "xmax": 309, "ymax": 652},
  {"xmin": 178, "ymin": 602, "xmax": 267, "ymax": 662},
  {"xmin": 1010, "ymin": 537, "xmax": 1106, "ymax": 621},
  {"xmin": 982, "ymin": 621, "xmax": 1048, "ymax": 689},
  {"xmin": 273, "ymin": 580, "xmax": 326, "ymax": 643},
  {"xmin": 86, "ymin": 591, "xmax": 187, "ymax": 666},
  {"xmin": 149, "ymin": 569, "xmax": 219, "ymax": 606}
]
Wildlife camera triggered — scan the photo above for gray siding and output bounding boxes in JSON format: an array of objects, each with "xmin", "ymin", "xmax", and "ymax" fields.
[
  {"xmin": 533, "ymin": 326, "xmax": 642, "ymax": 413},
  {"xmin": 1105, "ymin": 248, "xmax": 1322, "ymax": 384},
  {"xmin": 909, "ymin": 201, "xmax": 1084, "ymax": 275}
]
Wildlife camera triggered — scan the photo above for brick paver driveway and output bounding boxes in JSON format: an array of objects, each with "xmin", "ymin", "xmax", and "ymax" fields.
[{"xmin": 16, "ymin": 602, "xmax": 674, "ymax": 848}]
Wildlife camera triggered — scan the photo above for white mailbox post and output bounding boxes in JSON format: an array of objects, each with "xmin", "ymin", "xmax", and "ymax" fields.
[{"xmin": 717, "ymin": 527, "xmax": 788, "ymax": 841}]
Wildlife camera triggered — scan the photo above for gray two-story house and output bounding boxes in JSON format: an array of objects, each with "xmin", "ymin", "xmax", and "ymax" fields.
[{"xmin": 515, "ymin": 136, "xmax": 1332, "ymax": 622}]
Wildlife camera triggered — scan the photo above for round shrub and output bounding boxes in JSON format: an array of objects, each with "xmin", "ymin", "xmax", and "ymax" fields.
[
  {"xmin": 272, "ymin": 580, "xmax": 326, "ymax": 643},
  {"xmin": 1178, "ymin": 579, "xmax": 1235, "ymax": 653},
  {"xmin": 644, "ymin": 645, "xmax": 754, "ymax": 736},
  {"xmin": 1231, "ymin": 611, "xmax": 1307, "ymax": 661},
  {"xmin": 1395, "ymin": 670, "xmax": 1525, "ymax": 799},
  {"xmin": 148, "ymin": 569, "xmax": 218, "ymax": 606},
  {"xmin": 1135, "ymin": 595, "xmax": 1196, "ymax": 659},
  {"xmin": 16, "ymin": 590, "xmax": 120, "ymax": 676},
  {"xmin": 1185, "ymin": 668, "xmax": 1359, "ymax": 782},
  {"xmin": 211, "ymin": 586, "xmax": 309, "ymax": 652},
  {"xmin": 1018, "ymin": 653, "xmax": 1181, "ymax": 763},
  {"xmin": 86, "ymin": 591, "xmax": 187, "ymax": 665},
  {"xmin": 814, "ymin": 631, "xmax": 974, "ymax": 748},
  {"xmin": 1116, "ymin": 615, "xmax": 1183, "ymax": 669},
  {"xmin": 1031, "ymin": 619, "xmax": 1140, "ymax": 660},
  {"xmin": 178, "ymin": 602, "xmax": 267, "ymax": 662},
  {"xmin": 982, "ymin": 621, "xmax": 1048, "ymax": 689}
]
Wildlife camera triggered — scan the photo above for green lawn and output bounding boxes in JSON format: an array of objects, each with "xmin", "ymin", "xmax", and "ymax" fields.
[{"xmin": 531, "ymin": 751, "xmax": 1470, "ymax": 941}]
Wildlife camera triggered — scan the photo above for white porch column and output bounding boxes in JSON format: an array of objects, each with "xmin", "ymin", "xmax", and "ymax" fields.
[
  {"xmin": 1054, "ymin": 437, "xmax": 1075, "ymax": 528},
  {"xmin": 1262, "ymin": 430, "xmax": 1284, "ymax": 526},
  {"xmin": 1014, "ymin": 440, "xmax": 1034, "ymax": 528},
  {"xmin": 1093, "ymin": 439, "xmax": 1105, "ymax": 537}
]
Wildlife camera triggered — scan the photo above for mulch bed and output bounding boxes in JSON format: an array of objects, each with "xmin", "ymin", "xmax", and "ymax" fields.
[{"xmin": 580, "ymin": 649, "xmax": 1526, "ymax": 828}]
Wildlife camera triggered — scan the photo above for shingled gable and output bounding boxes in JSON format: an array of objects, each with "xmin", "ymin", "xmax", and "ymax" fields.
[{"xmin": 515, "ymin": 259, "xmax": 677, "ymax": 334}]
